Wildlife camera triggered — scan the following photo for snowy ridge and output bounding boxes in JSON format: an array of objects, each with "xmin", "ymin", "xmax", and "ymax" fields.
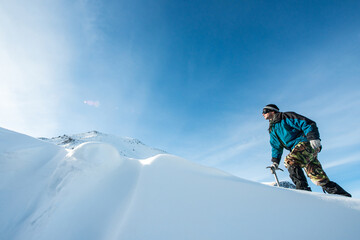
[
  {"xmin": 1, "ymin": 127, "xmax": 360, "ymax": 240},
  {"xmin": 39, "ymin": 130, "xmax": 166, "ymax": 159}
]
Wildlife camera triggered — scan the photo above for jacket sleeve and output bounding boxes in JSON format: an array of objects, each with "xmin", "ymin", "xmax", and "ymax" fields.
[
  {"xmin": 284, "ymin": 112, "xmax": 320, "ymax": 140},
  {"xmin": 270, "ymin": 133, "xmax": 283, "ymax": 164}
]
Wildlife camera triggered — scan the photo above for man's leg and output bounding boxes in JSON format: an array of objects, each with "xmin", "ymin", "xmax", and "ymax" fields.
[
  {"xmin": 300, "ymin": 144, "xmax": 351, "ymax": 197},
  {"xmin": 287, "ymin": 165, "xmax": 311, "ymax": 191},
  {"xmin": 303, "ymin": 158, "xmax": 330, "ymax": 186},
  {"xmin": 284, "ymin": 142, "xmax": 311, "ymax": 191}
]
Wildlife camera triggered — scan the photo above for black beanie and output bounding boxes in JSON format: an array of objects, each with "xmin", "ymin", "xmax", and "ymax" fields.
[{"xmin": 263, "ymin": 104, "xmax": 279, "ymax": 112}]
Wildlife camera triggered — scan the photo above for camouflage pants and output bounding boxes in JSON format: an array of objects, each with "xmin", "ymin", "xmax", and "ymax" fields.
[{"xmin": 284, "ymin": 142, "xmax": 329, "ymax": 186}]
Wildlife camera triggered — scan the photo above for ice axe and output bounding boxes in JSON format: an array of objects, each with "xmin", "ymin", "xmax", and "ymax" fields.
[{"xmin": 266, "ymin": 165, "xmax": 283, "ymax": 187}]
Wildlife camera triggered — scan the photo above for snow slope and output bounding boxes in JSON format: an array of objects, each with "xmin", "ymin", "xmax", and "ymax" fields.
[{"xmin": 1, "ymin": 128, "xmax": 360, "ymax": 240}]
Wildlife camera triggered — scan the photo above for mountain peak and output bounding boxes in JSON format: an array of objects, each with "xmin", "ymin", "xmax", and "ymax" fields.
[{"xmin": 39, "ymin": 130, "xmax": 166, "ymax": 159}]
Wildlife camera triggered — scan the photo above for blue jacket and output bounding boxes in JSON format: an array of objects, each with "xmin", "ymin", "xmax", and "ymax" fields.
[{"xmin": 269, "ymin": 112, "xmax": 320, "ymax": 164}]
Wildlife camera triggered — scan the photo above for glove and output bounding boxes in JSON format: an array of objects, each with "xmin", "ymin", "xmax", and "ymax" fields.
[
  {"xmin": 271, "ymin": 162, "xmax": 279, "ymax": 170},
  {"xmin": 310, "ymin": 139, "xmax": 322, "ymax": 152}
]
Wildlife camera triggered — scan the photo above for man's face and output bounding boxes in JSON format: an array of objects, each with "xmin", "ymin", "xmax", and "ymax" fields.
[{"xmin": 262, "ymin": 109, "xmax": 275, "ymax": 120}]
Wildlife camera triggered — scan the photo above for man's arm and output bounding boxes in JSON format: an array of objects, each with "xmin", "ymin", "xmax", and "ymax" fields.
[
  {"xmin": 284, "ymin": 112, "xmax": 322, "ymax": 151},
  {"xmin": 284, "ymin": 112, "xmax": 320, "ymax": 140},
  {"xmin": 270, "ymin": 133, "xmax": 284, "ymax": 164}
]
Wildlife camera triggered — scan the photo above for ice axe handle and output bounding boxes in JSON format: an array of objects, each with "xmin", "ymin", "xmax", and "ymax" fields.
[{"xmin": 266, "ymin": 166, "xmax": 283, "ymax": 187}]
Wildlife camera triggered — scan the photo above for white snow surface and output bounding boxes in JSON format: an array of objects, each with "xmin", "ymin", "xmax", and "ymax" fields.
[{"xmin": 1, "ymin": 127, "xmax": 360, "ymax": 240}]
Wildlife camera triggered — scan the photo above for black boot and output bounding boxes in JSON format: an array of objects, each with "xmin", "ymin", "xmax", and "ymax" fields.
[
  {"xmin": 288, "ymin": 166, "xmax": 312, "ymax": 191},
  {"xmin": 322, "ymin": 181, "xmax": 352, "ymax": 197}
]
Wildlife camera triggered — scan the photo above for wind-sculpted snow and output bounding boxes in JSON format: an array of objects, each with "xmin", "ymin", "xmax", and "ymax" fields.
[
  {"xmin": 1, "ymin": 127, "xmax": 360, "ymax": 240},
  {"xmin": 0, "ymin": 128, "xmax": 67, "ymax": 239},
  {"xmin": 39, "ymin": 130, "xmax": 166, "ymax": 158}
]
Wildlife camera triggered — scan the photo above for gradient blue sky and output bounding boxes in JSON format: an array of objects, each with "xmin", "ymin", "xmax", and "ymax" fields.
[{"xmin": 1, "ymin": 0, "xmax": 360, "ymax": 196}]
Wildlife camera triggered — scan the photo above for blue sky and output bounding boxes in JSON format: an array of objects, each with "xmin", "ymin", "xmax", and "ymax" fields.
[{"xmin": 1, "ymin": 0, "xmax": 360, "ymax": 196}]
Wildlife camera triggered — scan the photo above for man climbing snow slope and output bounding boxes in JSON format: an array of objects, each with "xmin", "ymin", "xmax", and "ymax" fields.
[{"xmin": 262, "ymin": 104, "xmax": 351, "ymax": 197}]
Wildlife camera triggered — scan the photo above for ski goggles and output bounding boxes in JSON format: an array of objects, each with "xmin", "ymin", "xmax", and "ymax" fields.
[{"xmin": 262, "ymin": 109, "xmax": 272, "ymax": 114}]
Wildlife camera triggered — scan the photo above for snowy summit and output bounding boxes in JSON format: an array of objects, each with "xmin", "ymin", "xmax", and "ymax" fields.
[
  {"xmin": 1, "ymin": 127, "xmax": 360, "ymax": 240},
  {"xmin": 39, "ymin": 130, "xmax": 166, "ymax": 158}
]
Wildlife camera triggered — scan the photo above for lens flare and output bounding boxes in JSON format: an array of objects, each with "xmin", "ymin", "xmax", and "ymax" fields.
[{"xmin": 83, "ymin": 100, "xmax": 100, "ymax": 107}]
